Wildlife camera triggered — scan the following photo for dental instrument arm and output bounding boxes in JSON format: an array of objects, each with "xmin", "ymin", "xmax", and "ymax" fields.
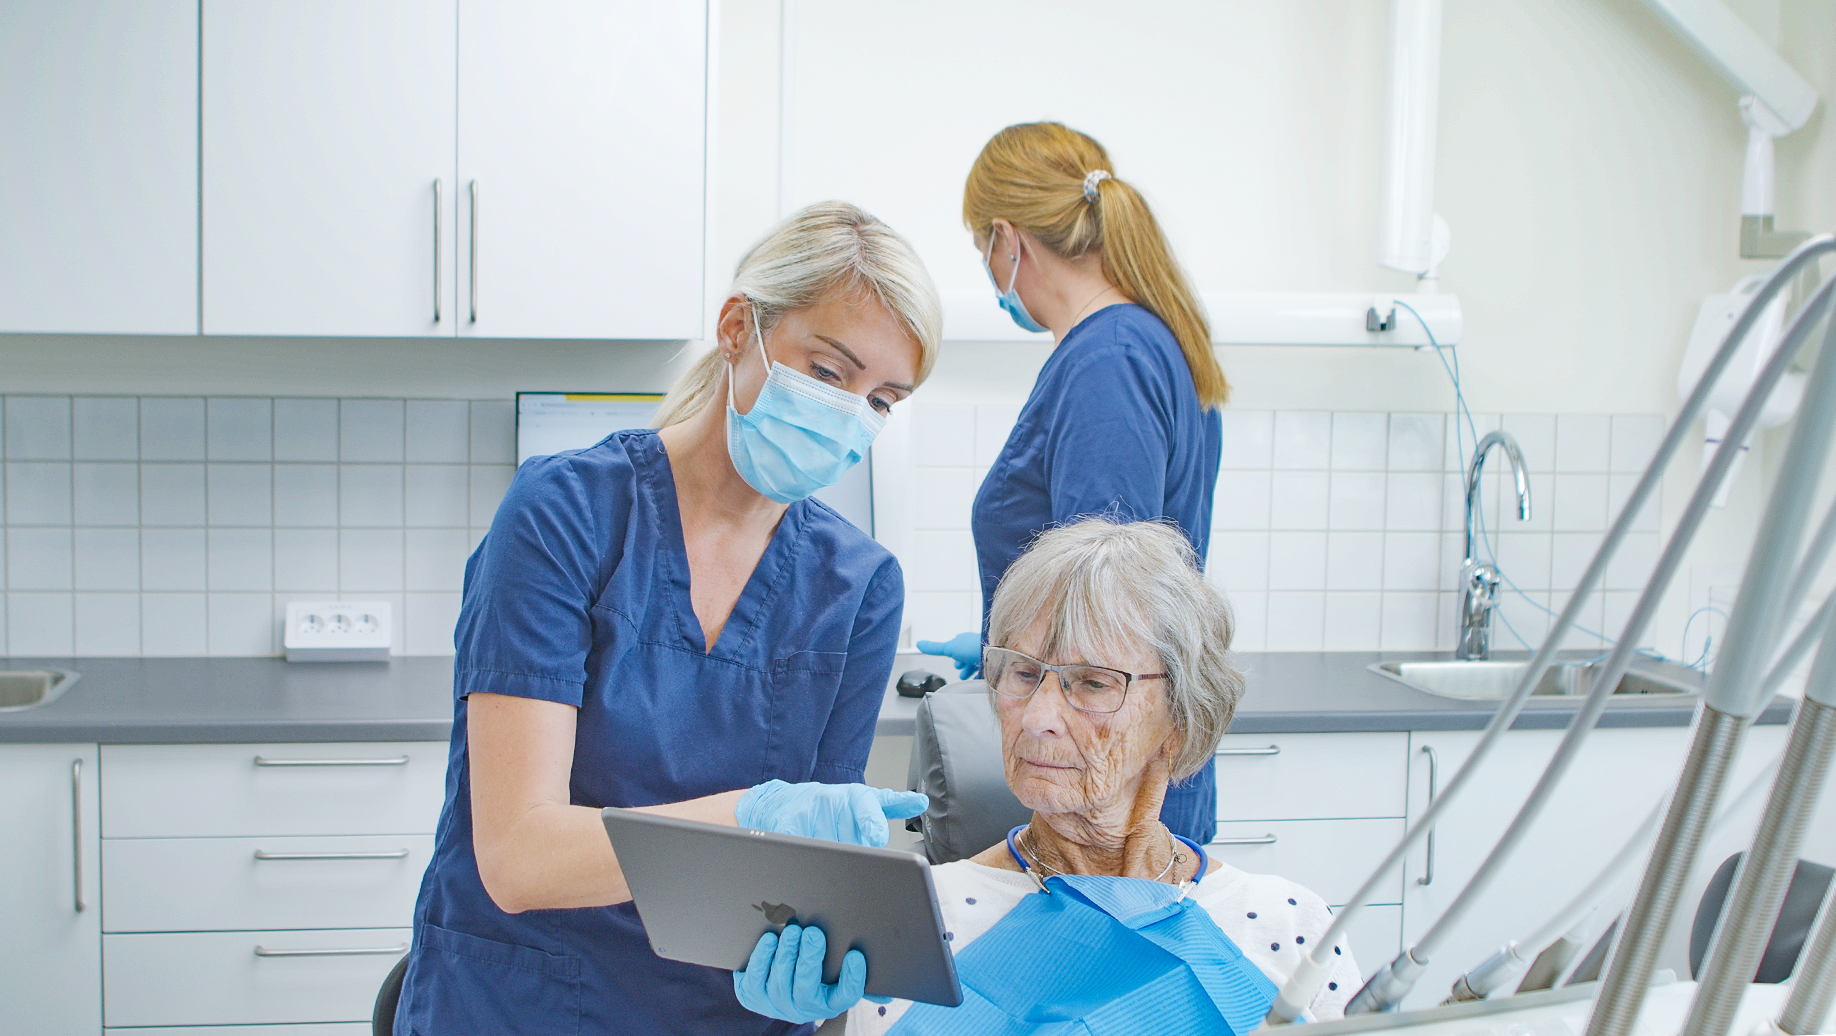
[
  {"xmin": 1591, "ymin": 264, "xmax": 1836, "ymax": 1036},
  {"xmin": 1342, "ymin": 253, "xmax": 1836, "ymax": 1017},
  {"xmin": 1258, "ymin": 234, "xmax": 1836, "ymax": 1027}
]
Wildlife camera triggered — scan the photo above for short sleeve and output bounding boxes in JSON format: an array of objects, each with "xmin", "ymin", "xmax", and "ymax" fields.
[
  {"xmin": 810, "ymin": 557, "xmax": 904, "ymax": 784},
  {"xmin": 1041, "ymin": 345, "xmax": 1172, "ymax": 527},
  {"xmin": 451, "ymin": 456, "xmax": 610, "ymax": 707}
]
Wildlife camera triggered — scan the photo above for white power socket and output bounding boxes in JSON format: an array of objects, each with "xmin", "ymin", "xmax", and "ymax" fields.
[{"xmin": 284, "ymin": 601, "xmax": 392, "ymax": 662}]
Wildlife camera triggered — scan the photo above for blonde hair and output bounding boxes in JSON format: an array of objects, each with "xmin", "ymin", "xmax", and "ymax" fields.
[
  {"xmin": 985, "ymin": 518, "xmax": 1243, "ymax": 782},
  {"xmin": 654, "ymin": 201, "xmax": 942, "ymax": 428},
  {"xmin": 963, "ymin": 122, "xmax": 1227, "ymax": 408}
]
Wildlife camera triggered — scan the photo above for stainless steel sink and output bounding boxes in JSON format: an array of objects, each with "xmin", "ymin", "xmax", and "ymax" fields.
[
  {"xmin": 1370, "ymin": 658, "xmax": 1701, "ymax": 701},
  {"xmin": 0, "ymin": 668, "xmax": 81, "ymax": 711}
]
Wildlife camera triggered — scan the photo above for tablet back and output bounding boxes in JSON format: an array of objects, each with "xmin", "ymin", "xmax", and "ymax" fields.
[{"xmin": 602, "ymin": 808, "xmax": 963, "ymax": 1007}]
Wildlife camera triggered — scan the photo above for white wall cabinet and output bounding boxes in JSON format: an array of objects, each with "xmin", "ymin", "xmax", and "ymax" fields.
[
  {"xmin": 202, "ymin": 0, "xmax": 457, "ymax": 337},
  {"xmin": 0, "ymin": 1, "xmax": 198, "ymax": 334},
  {"xmin": 457, "ymin": 0, "xmax": 708, "ymax": 340},
  {"xmin": 0, "ymin": 744, "xmax": 102, "ymax": 1036}
]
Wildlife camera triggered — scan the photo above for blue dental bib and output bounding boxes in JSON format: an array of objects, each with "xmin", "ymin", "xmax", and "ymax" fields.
[{"xmin": 886, "ymin": 833, "xmax": 1277, "ymax": 1036}]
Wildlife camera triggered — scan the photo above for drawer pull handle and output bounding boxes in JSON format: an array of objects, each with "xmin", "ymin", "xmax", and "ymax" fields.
[
  {"xmin": 254, "ymin": 849, "xmax": 411, "ymax": 861},
  {"xmin": 1216, "ymin": 745, "xmax": 1280, "ymax": 757},
  {"xmin": 255, "ymin": 943, "xmax": 410, "ymax": 958},
  {"xmin": 253, "ymin": 755, "xmax": 410, "ymax": 767},
  {"xmin": 72, "ymin": 758, "xmax": 85, "ymax": 913},
  {"xmin": 1210, "ymin": 834, "xmax": 1278, "ymax": 846}
]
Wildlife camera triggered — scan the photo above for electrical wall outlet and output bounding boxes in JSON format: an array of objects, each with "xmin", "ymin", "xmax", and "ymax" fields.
[{"xmin": 284, "ymin": 601, "xmax": 392, "ymax": 662}]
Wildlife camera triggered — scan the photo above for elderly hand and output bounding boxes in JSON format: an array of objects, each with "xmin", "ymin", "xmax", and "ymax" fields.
[
  {"xmin": 737, "ymin": 780, "xmax": 928, "ymax": 848},
  {"xmin": 916, "ymin": 632, "xmax": 982, "ymax": 680},
  {"xmin": 733, "ymin": 924, "xmax": 889, "ymax": 1023}
]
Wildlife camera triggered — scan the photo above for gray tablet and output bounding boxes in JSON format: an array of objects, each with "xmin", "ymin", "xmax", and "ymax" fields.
[{"xmin": 602, "ymin": 807, "xmax": 963, "ymax": 1007}]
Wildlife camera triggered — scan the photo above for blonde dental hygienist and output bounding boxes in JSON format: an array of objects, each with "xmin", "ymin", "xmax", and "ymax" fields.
[
  {"xmin": 918, "ymin": 122, "xmax": 1228, "ymax": 847},
  {"xmin": 394, "ymin": 202, "xmax": 940, "ymax": 1036}
]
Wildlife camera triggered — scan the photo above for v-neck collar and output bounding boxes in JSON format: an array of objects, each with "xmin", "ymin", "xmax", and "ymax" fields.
[{"xmin": 635, "ymin": 431, "xmax": 803, "ymax": 662}]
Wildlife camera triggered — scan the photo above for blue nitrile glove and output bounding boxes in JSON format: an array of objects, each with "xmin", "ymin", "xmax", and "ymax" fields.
[
  {"xmin": 733, "ymin": 924, "xmax": 890, "ymax": 1023},
  {"xmin": 916, "ymin": 632, "xmax": 982, "ymax": 680},
  {"xmin": 736, "ymin": 780, "xmax": 929, "ymax": 848}
]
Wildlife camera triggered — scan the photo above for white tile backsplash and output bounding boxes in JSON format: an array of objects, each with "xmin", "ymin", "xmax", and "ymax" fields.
[
  {"xmin": 274, "ymin": 528, "xmax": 340, "ymax": 592},
  {"xmin": 404, "ymin": 465, "xmax": 471, "ymax": 528},
  {"xmin": 405, "ymin": 529, "xmax": 470, "ymax": 592},
  {"xmin": 9, "ymin": 527, "xmax": 73, "ymax": 590},
  {"xmin": 274, "ymin": 399, "xmax": 340, "ymax": 461},
  {"xmin": 206, "ymin": 398, "xmax": 273, "ymax": 461},
  {"xmin": 1330, "ymin": 413, "xmax": 1387, "ymax": 471},
  {"xmin": 8, "ymin": 463, "xmax": 73, "ymax": 525},
  {"xmin": 207, "ymin": 464, "xmax": 273, "ymax": 526},
  {"xmin": 339, "ymin": 529, "xmax": 405, "ymax": 592},
  {"xmin": 340, "ymin": 465, "xmax": 405, "ymax": 527},
  {"xmin": 207, "ymin": 529, "xmax": 273, "ymax": 592},
  {"xmin": 341, "ymin": 399, "xmax": 406, "ymax": 463},
  {"xmin": 894, "ymin": 404, "xmax": 1664, "ymax": 658},
  {"xmin": 140, "ymin": 398, "xmax": 206, "ymax": 461},
  {"xmin": 405, "ymin": 401, "xmax": 471, "ymax": 463},
  {"xmin": 6, "ymin": 396, "xmax": 71, "ymax": 460},
  {"xmin": 209, "ymin": 592, "xmax": 274, "ymax": 654},
  {"xmin": 142, "ymin": 592, "xmax": 207, "ymax": 655},
  {"xmin": 10, "ymin": 591, "xmax": 73, "ymax": 654},
  {"xmin": 74, "ymin": 528, "xmax": 139, "ymax": 592},
  {"xmin": 469, "ymin": 401, "xmax": 517, "ymax": 465},
  {"xmin": 75, "ymin": 592, "xmax": 140, "ymax": 655},
  {"xmin": 140, "ymin": 464, "xmax": 205, "ymax": 526},
  {"xmin": 72, "ymin": 397, "xmax": 138, "ymax": 461},
  {"xmin": 274, "ymin": 464, "xmax": 340, "ymax": 527},
  {"xmin": 73, "ymin": 463, "xmax": 139, "ymax": 526},
  {"xmin": 142, "ymin": 528, "xmax": 206, "ymax": 591}
]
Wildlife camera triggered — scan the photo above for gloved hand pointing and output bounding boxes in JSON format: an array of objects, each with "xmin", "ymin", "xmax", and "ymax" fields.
[
  {"xmin": 736, "ymin": 780, "xmax": 929, "ymax": 848},
  {"xmin": 733, "ymin": 923, "xmax": 888, "ymax": 1023},
  {"xmin": 915, "ymin": 631, "xmax": 982, "ymax": 681}
]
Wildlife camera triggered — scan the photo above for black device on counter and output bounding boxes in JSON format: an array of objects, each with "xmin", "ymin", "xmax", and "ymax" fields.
[{"xmin": 896, "ymin": 670, "xmax": 947, "ymax": 698}]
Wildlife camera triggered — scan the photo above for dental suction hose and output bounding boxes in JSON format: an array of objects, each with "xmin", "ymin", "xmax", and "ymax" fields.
[
  {"xmin": 1779, "ymin": 883, "xmax": 1836, "ymax": 1033},
  {"xmin": 1450, "ymin": 585, "xmax": 1836, "ymax": 1005},
  {"xmin": 1590, "ymin": 262, "xmax": 1836, "ymax": 1036},
  {"xmin": 1261, "ymin": 234, "xmax": 1836, "ymax": 1027},
  {"xmin": 1344, "ymin": 253, "xmax": 1836, "ymax": 1019}
]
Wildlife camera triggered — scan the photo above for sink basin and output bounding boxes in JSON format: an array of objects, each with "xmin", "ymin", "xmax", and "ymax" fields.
[
  {"xmin": 0, "ymin": 668, "xmax": 81, "ymax": 711},
  {"xmin": 1371, "ymin": 658, "xmax": 1701, "ymax": 701}
]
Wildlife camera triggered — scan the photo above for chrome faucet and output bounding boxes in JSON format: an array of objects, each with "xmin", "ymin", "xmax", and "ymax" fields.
[{"xmin": 1457, "ymin": 431, "xmax": 1533, "ymax": 660}]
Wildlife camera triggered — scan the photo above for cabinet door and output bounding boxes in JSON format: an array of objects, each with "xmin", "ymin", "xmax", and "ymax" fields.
[
  {"xmin": 1395, "ymin": 725, "xmax": 1765, "ymax": 1010},
  {"xmin": 203, "ymin": 0, "xmax": 456, "ymax": 336},
  {"xmin": 0, "ymin": 1, "xmax": 197, "ymax": 333},
  {"xmin": 458, "ymin": 0, "xmax": 707, "ymax": 339},
  {"xmin": 0, "ymin": 744, "xmax": 101, "ymax": 1036}
]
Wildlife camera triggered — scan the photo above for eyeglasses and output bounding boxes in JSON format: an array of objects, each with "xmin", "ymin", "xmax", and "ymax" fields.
[{"xmin": 982, "ymin": 646, "xmax": 1165, "ymax": 715}]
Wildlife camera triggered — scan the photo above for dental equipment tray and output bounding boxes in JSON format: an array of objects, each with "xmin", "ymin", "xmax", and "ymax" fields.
[{"xmin": 602, "ymin": 807, "xmax": 964, "ymax": 1007}]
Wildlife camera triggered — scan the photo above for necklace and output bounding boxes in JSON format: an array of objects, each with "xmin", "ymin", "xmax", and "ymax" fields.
[
  {"xmin": 1020, "ymin": 825, "xmax": 1184, "ymax": 885},
  {"xmin": 1067, "ymin": 284, "xmax": 1117, "ymax": 329}
]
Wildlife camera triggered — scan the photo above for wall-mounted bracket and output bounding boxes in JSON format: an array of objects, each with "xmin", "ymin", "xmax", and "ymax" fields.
[{"xmin": 1367, "ymin": 306, "xmax": 1398, "ymax": 332}]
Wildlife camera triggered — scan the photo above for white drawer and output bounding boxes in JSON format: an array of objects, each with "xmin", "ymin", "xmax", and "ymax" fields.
[
  {"xmin": 104, "ymin": 834, "xmax": 434, "ymax": 933},
  {"xmin": 104, "ymin": 928, "xmax": 409, "ymax": 1027},
  {"xmin": 102, "ymin": 742, "xmax": 447, "ymax": 837},
  {"xmin": 1215, "ymin": 732, "xmax": 1407, "ymax": 821},
  {"xmin": 1207, "ymin": 817, "xmax": 1404, "ymax": 908},
  {"xmin": 108, "ymin": 1026, "xmax": 368, "ymax": 1035}
]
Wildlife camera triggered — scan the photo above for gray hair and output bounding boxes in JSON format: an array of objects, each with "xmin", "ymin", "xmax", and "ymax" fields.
[
  {"xmin": 986, "ymin": 518, "xmax": 1243, "ymax": 782},
  {"xmin": 654, "ymin": 200, "xmax": 943, "ymax": 427}
]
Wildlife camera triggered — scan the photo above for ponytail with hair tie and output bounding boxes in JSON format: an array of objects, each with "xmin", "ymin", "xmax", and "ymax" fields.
[{"xmin": 964, "ymin": 123, "xmax": 1228, "ymax": 409}]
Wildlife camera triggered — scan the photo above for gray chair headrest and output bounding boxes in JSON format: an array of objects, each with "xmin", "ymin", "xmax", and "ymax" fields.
[{"xmin": 906, "ymin": 680, "xmax": 1032, "ymax": 864}]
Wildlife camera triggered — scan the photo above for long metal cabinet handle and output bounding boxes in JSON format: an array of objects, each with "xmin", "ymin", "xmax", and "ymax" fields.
[
  {"xmin": 253, "ymin": 755, "xmax": 409, "ymax": 767},
  {"xmin": 1216, "ymin": 745, "xmax": 1281, "ymax": 757},
  {"xmin": 1418, "ymin": 744, "xmax": 1438, "ymax": 886},
  {"xmin": 468, "ymin": 179, "xmax": 478, "ymax": 323},
  {"xmin": 254, "ymin": 849, "xmax": 410, "ymax": 861},
  {"xmin": 71, "ymin": 758, "xmax": 84, "ymax": 913},
  {"xmin": 433, "ymin": 178, "xmax": 442, "ymax": 322},
  {"xmin": 1210, "ymin": 834, "xmax": 1278, "ymax": 846},
  {"xmin": 254, "ymin": 943, "xmax": 410, "ymax": 958}
]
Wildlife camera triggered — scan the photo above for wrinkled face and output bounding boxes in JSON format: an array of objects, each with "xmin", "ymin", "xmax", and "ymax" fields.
[{"xmin": 994, "ymin": 615, "xmax": 1179, "ymax": 819}]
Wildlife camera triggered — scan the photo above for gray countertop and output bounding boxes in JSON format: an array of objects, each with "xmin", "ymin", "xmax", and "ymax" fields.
[{"xmin": 0, "ymin": 651, "xmax": 1793, "ymax": 745}]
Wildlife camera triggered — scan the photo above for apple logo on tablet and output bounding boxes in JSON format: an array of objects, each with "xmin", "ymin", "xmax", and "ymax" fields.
[{"xmin": 754, "ymin": 902, "xmax": 796, "ymax": 925}]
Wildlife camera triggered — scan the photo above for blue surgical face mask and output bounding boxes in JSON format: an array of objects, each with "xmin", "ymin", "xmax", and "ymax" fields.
[
  {"xmin": 725, "ymin": 304, "xmax": 886, "ymax": 504},
  {"xmin": 984, "ymin": 230, "xmax": 1049, "ymax": 334}
]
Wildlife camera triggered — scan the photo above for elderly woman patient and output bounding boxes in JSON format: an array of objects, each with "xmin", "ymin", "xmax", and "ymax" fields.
[{"xmin": 738, "ymin": 518, "xmax": 1361, "ymax": 1033}]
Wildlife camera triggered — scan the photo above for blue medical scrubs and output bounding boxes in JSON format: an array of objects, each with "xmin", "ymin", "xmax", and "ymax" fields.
[
  {"xmin": 972, "ymin": 303, "xmax": 1223, "ymax": 845},
  {"xmin": 396, "ymin": 429, "xmax": 902, "ymax": 1036}
]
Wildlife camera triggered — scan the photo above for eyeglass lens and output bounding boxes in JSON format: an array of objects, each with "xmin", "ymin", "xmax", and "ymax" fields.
[{"xmin": 985, "ymin": 647, "xmax": 1129, "ymax": 714}]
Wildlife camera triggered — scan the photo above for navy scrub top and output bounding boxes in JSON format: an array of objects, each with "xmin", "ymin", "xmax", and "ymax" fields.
[
  {"xmin": 396, "ymin": 430, "xmax": 902, "ymax": 1036},
  {"xmin": 971, "ymin": 303, "xmax": 1224, "ymax": 845}
]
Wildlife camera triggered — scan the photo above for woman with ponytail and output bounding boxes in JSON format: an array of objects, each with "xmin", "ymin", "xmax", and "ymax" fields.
[{"xmin": 917, "ymin": 122, "xmax": 1227, "ymax": 847}]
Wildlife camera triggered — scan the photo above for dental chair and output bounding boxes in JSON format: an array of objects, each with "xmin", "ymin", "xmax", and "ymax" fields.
[{"xmin": 905, "ymin": 680, "xmax": 1031, "ymax": 864}]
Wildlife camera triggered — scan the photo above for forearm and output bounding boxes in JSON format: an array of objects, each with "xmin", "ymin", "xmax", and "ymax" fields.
[{"xmin": 475, "ymin": 789, "xmax": 745, "ymax": 913}]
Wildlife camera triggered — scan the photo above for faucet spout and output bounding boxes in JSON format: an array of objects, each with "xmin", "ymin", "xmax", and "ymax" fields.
[{"xmin": 1458, "ymin": 431, "xmax": 1534, "ymax": 660}]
